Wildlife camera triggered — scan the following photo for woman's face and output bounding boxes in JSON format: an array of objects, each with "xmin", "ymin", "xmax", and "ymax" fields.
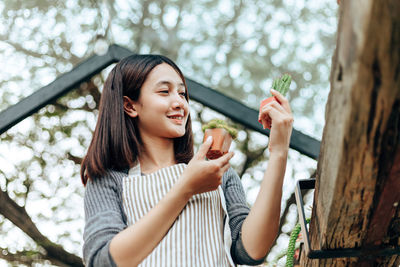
[{"xmin": 129, "ymin": 63, "xmax": 189, "ymax": 140}]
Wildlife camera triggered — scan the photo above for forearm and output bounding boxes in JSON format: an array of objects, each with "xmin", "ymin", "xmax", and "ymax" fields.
[
  {"xmin": 109, "ymin": 178, "xmax": 192, "ymax": 266},
  {"xmin": 241, "ymin": 150, "xmax": 288, "ymax": 259}
]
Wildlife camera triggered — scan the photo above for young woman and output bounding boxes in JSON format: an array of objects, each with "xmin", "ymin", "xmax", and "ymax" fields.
[{"xmin": 81, "ymin": 54, "xmax": 293, "ymax": 267}]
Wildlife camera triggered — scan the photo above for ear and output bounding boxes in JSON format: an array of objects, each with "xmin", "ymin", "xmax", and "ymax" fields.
[{"xmin": 123, "ymin": 96, "xmax": 138, "ymax": 118}]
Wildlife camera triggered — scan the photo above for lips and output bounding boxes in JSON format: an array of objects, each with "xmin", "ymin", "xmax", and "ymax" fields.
[
  {"xmin": 168, "ymin": 116, "xmax": 184, "ymax": 120},
  {"xmin": 167, "ymin": 112, "xmax": 185, "ymax": 120},
  {"xmin": 167, "ymin": 113, "xmax": 185, "ymax": 125}
]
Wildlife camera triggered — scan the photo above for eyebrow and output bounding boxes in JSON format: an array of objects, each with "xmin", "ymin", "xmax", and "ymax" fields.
[{"xmin": 155, "ymin": 80, "xmax": 185, "ymax": 89}]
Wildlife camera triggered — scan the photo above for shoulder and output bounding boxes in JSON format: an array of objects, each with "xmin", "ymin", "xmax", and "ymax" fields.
[
  {"xmin": 85, "ymin": 169, "xmax": 126, "ymax": 194},
  {"xmin": 84, "ymin": 169, "xmax": 128, "ymax": 218}
]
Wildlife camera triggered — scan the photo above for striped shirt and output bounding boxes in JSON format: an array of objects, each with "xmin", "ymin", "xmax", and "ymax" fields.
[{"xmin": 83, "ymin": 167, "xmax": 266, "ymax": 266}]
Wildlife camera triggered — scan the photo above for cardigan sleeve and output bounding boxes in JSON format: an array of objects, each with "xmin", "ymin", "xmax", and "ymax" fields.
[
  {"xmin": 82, "ymin": 171, "xmax": 127, "ymax": 267},
  {"xmin": 222, "ymin": 168, "xmax": 266, "ymax": 265}
]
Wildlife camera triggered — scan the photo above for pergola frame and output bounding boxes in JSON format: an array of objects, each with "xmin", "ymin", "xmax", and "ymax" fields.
[{"xmin": 0, "ymin": 44, "xmax": 320, "ymax": 160}]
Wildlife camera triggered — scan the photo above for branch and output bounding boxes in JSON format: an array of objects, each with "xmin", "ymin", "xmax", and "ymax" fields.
[
  {"xmin": 67, "ymin": 152, "xmax": 82, "ymax": 165},
  {"xmin": 84, "ymin": 79, "xmax": 102, "ymax": 105},
  {"xmin": 130, "ymin": 1, "xmax": 151, "ymax": 49},
  {"xmin": 0, "ymin": 247, "xmax": 43, "ymax": 266},
  {"xmin": 0, "ymin": 33, "xmax": 81, "ymax": 68},
  {"xmin": 0, "ymin": 247, "xmax": 71, "ymax": 267},
  {"xmin": 0, "ymin": 38, "xmax": 45, "ymax": 59},
  {"xmin": 239, "ymin": 130, "xmax": 268, "ymax": 177},
  {"xmin": 0, "ymin": 189, "xmax": 83, "ymax": 266}
]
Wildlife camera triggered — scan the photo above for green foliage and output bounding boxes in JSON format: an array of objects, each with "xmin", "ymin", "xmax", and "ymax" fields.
[{"xmin": 201, "ymin": 119, "xmax": 238, "ymax": 139}]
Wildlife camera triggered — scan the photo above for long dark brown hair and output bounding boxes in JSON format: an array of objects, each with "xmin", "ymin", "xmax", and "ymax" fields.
[{"xmin": 81, "ymin": 55, "xmax": 194, "ymax": 185}]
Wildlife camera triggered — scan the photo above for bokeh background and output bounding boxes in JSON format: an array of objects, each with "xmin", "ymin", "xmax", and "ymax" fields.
[{"xmin": 0, "ymin": 0, "xmax": 338, "ymax": 266}]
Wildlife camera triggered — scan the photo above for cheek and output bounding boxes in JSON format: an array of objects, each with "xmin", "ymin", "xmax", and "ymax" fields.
[
  {"xmin": 183, "ymin": 101, "xmax": 189, "ymax": 115},
  {"xmin": 184, "ymin": 109, "xmax": 190, "ymax": 123},
  {"xmin": 146, "ymin": 98, "xmax": 168, "ymax": 113}
]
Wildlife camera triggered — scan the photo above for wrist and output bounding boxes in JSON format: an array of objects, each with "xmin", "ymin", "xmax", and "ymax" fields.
[
  {"xmin": 269, "ymin": 149, "xmax": 288, "ymax": 159},
  {"xmin": 173, "ymin": 174, "xmax": 194, "ymax": 201}
]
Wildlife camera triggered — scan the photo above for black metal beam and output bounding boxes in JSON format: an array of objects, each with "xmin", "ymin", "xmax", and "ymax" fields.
[
  {"xmin": 0, "ymin": 45, "xmax": 123, "ymax": 134},
  {"xmin": 0, "ymin": 44, "xmax": 320, "ymax": 160},
  {"xmin": 108, "ymin": 44, "xmax": 136, "ymax": 61},
  {"xmin": 186, "ymin": 79, "xmax": 320, "ymax": 159}
]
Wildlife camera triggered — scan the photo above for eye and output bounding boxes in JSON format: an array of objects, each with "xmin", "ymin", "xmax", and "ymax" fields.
[
  {"xmin": 179, "ymin": 92, "xmax": 187, "ymax": 97},
  {"xmin": 158, "ymin": 89, "xmax": 169, "ymax": 94}
]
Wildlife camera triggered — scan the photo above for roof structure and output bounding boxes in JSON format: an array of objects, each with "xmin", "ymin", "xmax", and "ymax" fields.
[{"xmin": 0, "ymin": 44, "xmax": 320, "ymax": 160}]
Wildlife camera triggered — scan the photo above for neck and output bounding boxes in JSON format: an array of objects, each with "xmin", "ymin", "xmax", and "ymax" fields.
[{"xmin": 139, "ymin": 134, "xmax": 176, "ymax": 174}]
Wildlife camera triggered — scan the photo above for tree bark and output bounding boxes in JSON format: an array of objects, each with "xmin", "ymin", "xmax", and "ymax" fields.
[
  {"xmin": 301, "ymin": 0, "xmax": 400, "ymax": 266},
  {"xmin": 0, "ymin": 189, "xmax": 84, "ymax": 266}
]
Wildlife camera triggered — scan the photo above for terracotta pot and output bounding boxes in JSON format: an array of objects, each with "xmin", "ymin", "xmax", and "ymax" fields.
[{"xmin": 203, "ymin": 128, "xmax": 233, "ymax": 159}]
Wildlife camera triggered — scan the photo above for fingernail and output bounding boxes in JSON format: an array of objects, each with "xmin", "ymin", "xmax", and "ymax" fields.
[
  {"xmin": 206, "ymin": 136, "xmax": 213, "ymax": 142},
  {"xmin": 271, "ymin": 88, "xmax": 276, "ymax": 93}
]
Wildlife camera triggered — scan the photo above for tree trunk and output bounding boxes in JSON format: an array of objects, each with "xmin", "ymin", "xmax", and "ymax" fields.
[{"xmin": 301, "ymin": 0, "xmax": 400, "ymax": 266}]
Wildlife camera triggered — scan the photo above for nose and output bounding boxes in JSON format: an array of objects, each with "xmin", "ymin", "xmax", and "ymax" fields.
[{"xmin": 171, "ymin": 92, "xmax": 185, "ymax": 109}]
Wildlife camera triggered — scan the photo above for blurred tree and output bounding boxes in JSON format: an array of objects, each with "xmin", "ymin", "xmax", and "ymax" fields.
[{"xmin": 0, "ymin": 0, "xmax": 337, "ymax": 265}]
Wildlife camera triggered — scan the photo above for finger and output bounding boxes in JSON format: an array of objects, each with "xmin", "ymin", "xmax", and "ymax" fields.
[
  {"xmin": 259, "ymin": 105, "xmax": 274, "ymax": 122},
  {"xmin": 260, "ymin": 101, "xmax": 289, "ymax": 129},
  {"xmin": 262, "ymin": 120, "xmax": 268, "ymax": 129},
  {"xmin": 263, "ymin": 118, "xmax": 272, "ymax": 129},
  {"xmin": 270, "ymin": 88, "xmax": 285, "ymax": 101},
  {"xmin": 260, "ymin": 104, "xmax": 283, "ymax": 119},
  {"xmin": 266, "ymin": 118, "xmax": 272, "ymax": 129},
  {"xmin": 261, "ymin": 106, "xmax": 283, "ymax": 127},
  {"xmin": 259, "ymin": 106, "xmax": 272, "ymax": 129},
  {"xmin": 264, "ymin": 94, "xmax": 289, "ymax": 115},
  {"xmin": 258, "ymin": 97, "xmax": 279, "ymax": 121},
  {"xmin": 216, "ymin": 151, "xmax": 234, "ymax": 166},
  {"xmin": 260, "ymin": 115, "xmax": 270, "ymax": 129},
  {"xmin": 260, "ymin": 103, "xmax": 287, "ymax": 122},
  {"xmin": 268, "ymin": 100, "xmax": 288, "ymax": 115},
  {"xmin": 221, "ymin": 163, "xmax": 230, "ymax": 174},
  {"xmin": 271, "ymin": 89, "xmax": 292, "ymax": 114},
  {"xmin": 197, "ymin": 136, "xmax": 213, "ymax": 158}
]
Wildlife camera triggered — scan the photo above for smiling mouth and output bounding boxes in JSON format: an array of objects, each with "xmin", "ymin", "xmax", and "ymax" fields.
[
  {"xmin": 167, "ymin": 115, "xmax": 185, "ymax": 125},
  {"xmin": 168, "ymin": 116, "xmax": 184, "ymax": 120}
]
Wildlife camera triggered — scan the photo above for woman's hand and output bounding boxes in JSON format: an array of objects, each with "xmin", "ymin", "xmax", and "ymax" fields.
[
  {"xmin": 258, "ymin": 89, "xmax": 293, "ymax": 154},
  {"xmin": 180, "ymin": 136, "xmax": 234, "ymax": 196}
]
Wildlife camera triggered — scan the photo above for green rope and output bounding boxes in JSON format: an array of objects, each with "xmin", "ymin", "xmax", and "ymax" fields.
[{"xmin": 285, "ymin": 218, "xmax": 310, "ymax": 267}]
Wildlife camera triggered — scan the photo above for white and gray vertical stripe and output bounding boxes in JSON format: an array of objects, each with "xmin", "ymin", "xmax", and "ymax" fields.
[{"xmin": 122, "ymin": 163, "xmax": 233, "ymax": 267}]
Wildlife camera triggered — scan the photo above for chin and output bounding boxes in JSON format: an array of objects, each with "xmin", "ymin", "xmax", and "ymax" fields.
[
  {"xmin": 174, "ymin": 130, "xmax": 186, "ymax": 138},
  {"xmin": 168, "ymin": 128, "xmax": 186, "ymax": 138}
]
